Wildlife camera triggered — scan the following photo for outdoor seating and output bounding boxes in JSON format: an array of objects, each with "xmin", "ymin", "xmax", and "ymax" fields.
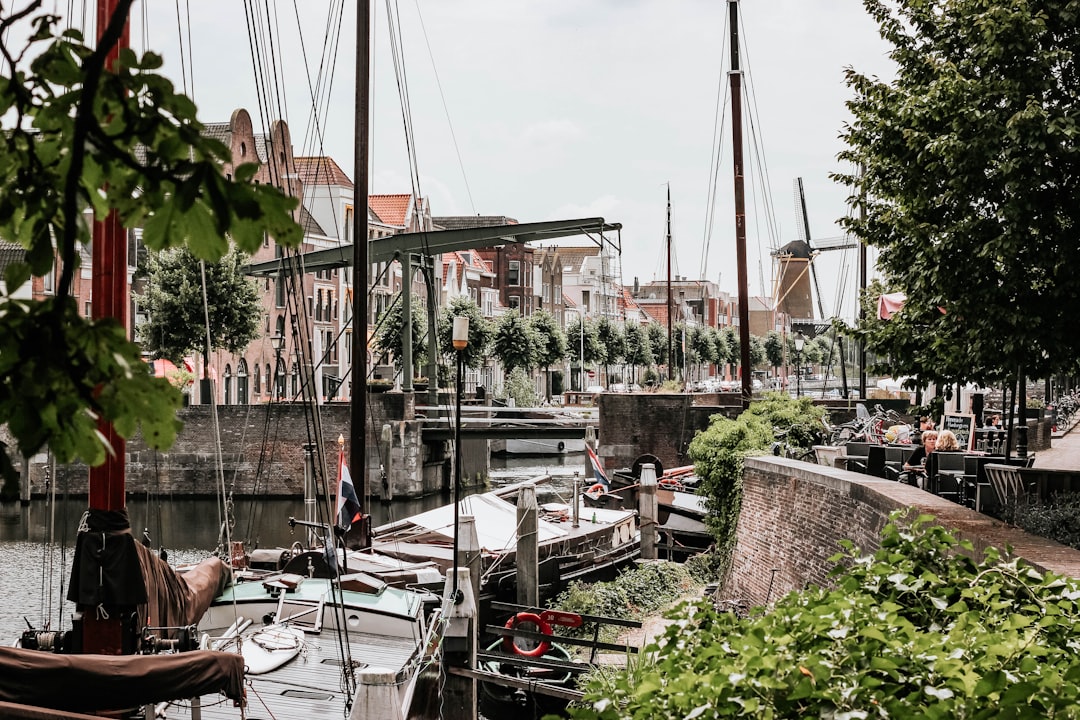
[
  {"xmin": 984, "ymin": 464, "xmax": 1030, "ymax": 508},
  {"xmin": 884, "ymin": 445, "xmax": 914, "ymax": 482},
  {"xmin": 866, "ymin": 445, "xmax": 888, "ymax": 478},
  {"xmin": 843, "ymin": 442, "xmax": 871, "ymax": 473},
  {"xmin": 929, "ymin": 452, "xmax": 966, "ymax": 504}
]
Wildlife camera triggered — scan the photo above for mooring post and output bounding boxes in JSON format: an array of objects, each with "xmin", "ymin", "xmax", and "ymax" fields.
[
  {"xmin": 380, "ymin": 424, "xmax": 393, "ymax": 500},
  {"xmin": 639, "ymin": 463, "xmax": 658, "ymax": 560},
  {"xmin": 572, "ymin": 472, "xmax": 581, "ymax": 528},
  {"xmin": 350, "ymin": 667, "xmax": 405, "ymax": 720},
  {"xmin": 517, "ymin": 483, "xmax": 539, "ymax": 608},
  {"xmin": 441, "ymin": 567, "xmax": 478, "ymax": 720},
  {"xmin": 458, "ymin": 515, "xmax": 481, "ymax": 608}
]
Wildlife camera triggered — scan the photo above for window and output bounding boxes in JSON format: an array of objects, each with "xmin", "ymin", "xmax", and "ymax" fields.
[
  {"xmin": 224, "ymin": 365, "xmax": 233, "ymax": 405},
  {"xmin": 508, "ymin": 260, "xmax": 520, "ymax": 286},
  {"xmin": 291, "ymin": 363, "xmax": 299, "ymax": 398},
  {"xmin": 509, "ymin": 296, "xmax": 520, "ymax": 311},
  {"xmin": 254, "ymin": 361, "xmax": 261, "ymax": 395}
]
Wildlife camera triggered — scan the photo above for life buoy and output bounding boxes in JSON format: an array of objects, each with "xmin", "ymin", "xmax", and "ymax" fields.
[
  {"xmin": 557, "ymin": 441, "xmax": 566, "ymax": 452},
  {"xmin": 502, "ymin": 612, "xmax": 552, "ymax": 657},
  {"xmin": 658, "ymin": 478, "xmax": 684, "ymax": 491},
  {"xmin": 586, "ymin": 483, "xmax": 606, "ymax": 495}
]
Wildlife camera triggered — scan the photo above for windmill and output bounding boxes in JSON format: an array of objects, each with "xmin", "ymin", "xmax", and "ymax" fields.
[{"xmin": 772, "ymin": 177, "xmax": 858, "ymax": 330}]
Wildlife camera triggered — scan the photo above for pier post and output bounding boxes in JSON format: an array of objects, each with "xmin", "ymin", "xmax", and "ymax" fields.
[
  {"xmin": 441, "ymin": 567, "xmax": 478, "ymax": 720},
  {"xmin": 350, "ymin": 667, "xmax": 405, "ymax": 720},
  {"xmin": 640, "ymin": 463, "xmax": 658, "ymax": 560},
  {"xmin": 457, "ymin": 515, "xmax": 481, "ymax": 608},
  {"xmin": 516, "ymin": 483, "xmax": 539, "ymax": 607}
]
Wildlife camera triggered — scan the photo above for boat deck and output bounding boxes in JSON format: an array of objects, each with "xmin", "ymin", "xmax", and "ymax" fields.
[{"xmin": 162, "ymin": 631, "xmax": 422, "ymax": 719}]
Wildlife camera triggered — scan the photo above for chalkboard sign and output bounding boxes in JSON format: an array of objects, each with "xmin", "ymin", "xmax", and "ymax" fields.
[{"xmin": 940, "ymin": 413, "xmax": 976, "ymax": 451}]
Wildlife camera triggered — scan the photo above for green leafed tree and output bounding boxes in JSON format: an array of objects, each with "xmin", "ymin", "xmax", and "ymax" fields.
[
  {"xmin": 140, "ymin": 247, "xmax": 261, "ymax": 376},
  {"xmin": 528, "ymin": 309, "xmax": 567, "ymax": 401},
  {"xmin": 566, "ymin": 316, "xmax": 602, "ymax": 390},
  {"xmin": 0, "ymin": 5, "xmax": 301, "ymax": 479},
  {"xmin": 836, "ymin": 0, "xmax": 1080, "ymax": 387},
  {"xmin": 372, "ymin": 294, "xmax": 427, "ymax": 379},
  {"xmin": 645, "ymin": 322, "xmax": 668, "ymax": 369},
  {"xmin": 622, "ymin": 321, "xmax": 654, "ymax": 385},
  {"xmin": 437, "ymin": 296, "xmax": 492, "ymax": 370},
  {"xmin": 595, "ymin": 317, "xmax": 625, "ymax": 386},
  {"xmin": 491, "ymin": 310, "xmax": 538, "ymax": 379},
  {"xmin": 764, "ymin": 330, "xmax": 784, "ymax": 374}
]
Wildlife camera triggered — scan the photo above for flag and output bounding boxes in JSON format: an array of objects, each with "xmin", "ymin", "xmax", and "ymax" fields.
[
  {"xmin": 586, "ymin": 444, "xmax": 609, "ymax": 490},
  {"xmin": 336, "ymin": 447, "xmax": 363, "ymax": 532}
]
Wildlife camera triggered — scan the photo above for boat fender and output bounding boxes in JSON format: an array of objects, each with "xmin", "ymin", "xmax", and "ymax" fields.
[{"xmin": 502, "ymin": 612, "xmax": 552, "ymax": 658}]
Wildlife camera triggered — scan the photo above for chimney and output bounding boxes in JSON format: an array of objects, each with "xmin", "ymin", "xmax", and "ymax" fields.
[{"xmin": 633, "ymin": 277, "xmax": 640, "ymax": 296}]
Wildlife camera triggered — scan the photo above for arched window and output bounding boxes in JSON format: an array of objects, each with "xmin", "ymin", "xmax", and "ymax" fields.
[
  {"xmin": 266, "ymin": 363, "xmax": 274, "ymax": 399},
  {"xmin": 291, "ymin": 362, "xmax": 299, "ymax": 398},
  {"xmin": 223, "ymin": 364, "xmax": 233, "ymax": 405},
  {"xmin": 237, "ymin": 359, "xmax": 249, "ymax": 404},
  {"xmin": 253, "ymin": 359, "xmax": 261, "ymax": 395}
]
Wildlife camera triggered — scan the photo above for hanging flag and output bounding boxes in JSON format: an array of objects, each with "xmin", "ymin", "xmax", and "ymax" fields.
[
  {"xmin": 585, "ymin": 444, "xmax": 609, "ymax": 490},
  {"xmin": 336, "ymin": 446, "xmax": 363, "ymax": 532}
]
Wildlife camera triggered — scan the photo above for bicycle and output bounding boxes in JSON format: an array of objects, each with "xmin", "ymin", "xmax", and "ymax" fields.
[{"xmin": 771, "ymin": 427, "xmax": 818, "ymax": 463}]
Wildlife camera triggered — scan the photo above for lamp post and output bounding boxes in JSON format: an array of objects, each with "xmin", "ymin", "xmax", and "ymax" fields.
[
  {"xmin": 271, "ymin": 333, "xmax": 285, "ymax": 400},
  {"xmin": 451, "ymin": 315, "xmax": 469, "ymax": 600},
  {"xmin": 794, "ymin": 332, "xmax": 806, "ymax": 398},
  {"xmin": 579, "ymin": 314, "xmax": 585, "ymax": 391}
]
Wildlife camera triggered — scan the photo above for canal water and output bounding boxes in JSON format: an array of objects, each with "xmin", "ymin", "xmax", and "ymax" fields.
[{"xmin": 0, "ymin": 453, "xmax": 590, "ymax": 642}]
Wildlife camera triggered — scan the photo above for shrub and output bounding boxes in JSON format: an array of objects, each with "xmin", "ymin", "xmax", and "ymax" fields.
[
  {"xmin": 1014, "ymin": 492, "xmax": 1080, "ymax": 549},
  {"xmin": 566, "ymin": 514, "xmax": 1080, "ymax": 720}
]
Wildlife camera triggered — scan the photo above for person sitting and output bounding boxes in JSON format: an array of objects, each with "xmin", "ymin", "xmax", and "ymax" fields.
[
  {"xmin": 913, "ymin": 415, "xmax": 936, "ymax": 444},
  {"xmin": 902, "ymin": 430, "xmax": 938, "ymax": 488},
  {"xmin": 936, "ymin": 429, "xmax": 961, "ymax": 452}
]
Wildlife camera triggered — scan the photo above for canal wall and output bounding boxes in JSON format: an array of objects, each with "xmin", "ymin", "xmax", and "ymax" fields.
[
  {"xmin": 726, "ymin": 456, "xmax": 1080, "ymax": 606},
  {"xmin": 22, "ymin": 396, "xmax": 488, "ymax": 499}
]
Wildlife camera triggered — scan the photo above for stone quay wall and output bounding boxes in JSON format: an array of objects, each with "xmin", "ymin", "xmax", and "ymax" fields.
[
  {"xmin": 726, "ymin": 456, "xmax": 1080, "ymax": 606},
  {"xmin": 26, "ymin": 395, "xmax": 461, "ymax": 499}
]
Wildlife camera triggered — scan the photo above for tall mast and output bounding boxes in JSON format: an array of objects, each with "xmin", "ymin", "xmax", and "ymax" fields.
[
  {"xmin": 666, "ymin": 184, "xmax": 674, "ymax": 382},
  {"xmin": 858, "ymin": 164, "xmax": 867, "ymax": 399},
  {"xmin": 350, "ymin": 0, "xmax": 372, "ymax": 548},
  {"xmin": 729, "ymin": 0, "xmax": 752, "ymax": 408}
]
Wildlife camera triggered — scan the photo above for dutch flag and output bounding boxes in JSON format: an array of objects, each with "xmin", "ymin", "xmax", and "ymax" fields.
[{"xmin": 336, "ymin": 447, "xmax": 363, "ymax": 533}]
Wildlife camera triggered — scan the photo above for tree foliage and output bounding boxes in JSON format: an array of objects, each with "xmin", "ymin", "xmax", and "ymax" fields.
[
  {"xmin": 437, "ymin": 296, "xmax": 492, "ymax": 370},
  {"xmin": 645, "ymin": 322, "xmax": 668, "ymax": 368},
  {"xmin": 0, "ymin": 6, "xmax": 301, "ymax": 476},
  {"xmin": 622, "ymin": 322, "xmax": 653, "ymax": 382},
  {"xmin": 140, "ymin": 247, "xmax": 261, "ymax": 370},
  {"xmin": 373, "ymin": 293, "xmax": 427, "ymax": 376},
  {"xmin": 491, "ymin": 310, "xmax": 538, "ymax": 376},
  {"xmin": 529, "ymin": 309, "xmax": 566, "ymax": 400},
  {"xmin": 566, "ymin": 317, "xmax": 602, "ymax": 366},
  {"xmin": 837, "ymin": 0, "xmax": 1080, "ymax": 385},
  {"xmin": 569, "ymin": 514, "xmax": 1080, "ymax": 719}
]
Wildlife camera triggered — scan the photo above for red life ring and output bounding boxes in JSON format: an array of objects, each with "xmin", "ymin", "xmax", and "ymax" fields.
[
  {"xmin": 586, "ymin": 483, "xmax": 606, "ymax": 495},
  {"xmin": 659, "ymin": 478, "xmax": 684, "ymax": 491},
  {"xmin": 502, "ymin": 612, "xmax": 553, "ymax": 657}
]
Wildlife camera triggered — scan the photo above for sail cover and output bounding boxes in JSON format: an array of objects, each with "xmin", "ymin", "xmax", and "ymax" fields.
[{"xmin": 0, "ymin": 647, "xmax": 244, "ymax": 711}]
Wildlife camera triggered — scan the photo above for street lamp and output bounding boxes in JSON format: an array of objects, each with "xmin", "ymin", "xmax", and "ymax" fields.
[
  {"xmin": 271, "ymin": 333, "xmax": 285, "ymax": 400},
  {"xmin": 451, "ymin": 316, "xmax": 469, "ymax": 600},
  {"xmin": 794, "ymin": 332, "xmax": 806, "ymax": 398}
]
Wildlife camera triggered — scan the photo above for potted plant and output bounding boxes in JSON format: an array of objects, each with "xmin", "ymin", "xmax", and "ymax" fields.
[
  {"xmin": 412, "ymin": 376, "xmax": 429, "ymax": 391},
  {"xmin": 367, "ymin": 378, "xmax": 394, "ymax": 393}
]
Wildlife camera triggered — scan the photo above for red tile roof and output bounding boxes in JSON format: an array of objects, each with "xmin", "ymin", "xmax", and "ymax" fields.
[
  {"xmin": 370, "ymin": 194, "xmax": 422, "ymax": 227},
  {"xmin": 294, "ymin": 156, "xmax": 353, "ymax": 188}
]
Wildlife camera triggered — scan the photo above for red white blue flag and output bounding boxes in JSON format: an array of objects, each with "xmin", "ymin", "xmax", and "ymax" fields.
[
  {"xmin": 586, "ymin": 444, "xmax": 609, "ymax": 489},
  {"xmin": 336, "ymin": 447, "xmax": 363, "ymax": 532}
]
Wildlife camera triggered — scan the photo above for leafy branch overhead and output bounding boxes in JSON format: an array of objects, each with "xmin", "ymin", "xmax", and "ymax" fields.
[{"xmin": 0, "ymin": 7, "xmax": 302, "ymax": 474}]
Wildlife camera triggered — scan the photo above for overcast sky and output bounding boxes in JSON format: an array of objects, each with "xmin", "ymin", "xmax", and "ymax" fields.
[{"xmin": 135, "ymin": 0, "xmax": 896, "ymax": 320}]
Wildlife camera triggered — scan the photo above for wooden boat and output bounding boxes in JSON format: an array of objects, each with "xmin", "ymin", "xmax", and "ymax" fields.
[{"xmin": 371, "ymin": 488, "xmax": 639, "ymax": 602}]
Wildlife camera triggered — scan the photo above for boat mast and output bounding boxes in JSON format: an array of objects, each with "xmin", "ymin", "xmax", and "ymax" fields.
[
  {"xmin": 350, "ymin": 0, "xmax": 372, "ymax": 549},
  {"xmin": 84, "ymin": 0, "xmax": 131, "ymax": 655},
  {"xmin": 858, "ymin": 164, "xmax": 867, "ymax": 399},
  {"xmin": 729, "ymin": 0, "xmax": 752, "ymax": 408},
  {"xmin": 666, "ymin": 184, "xmax": 674, "ymax": 382}
]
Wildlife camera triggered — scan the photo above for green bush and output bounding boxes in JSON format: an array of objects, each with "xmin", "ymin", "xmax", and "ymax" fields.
[
  {"xmin": 565, "ymin": 514, "xmax": 1080, "ymax": 719},
  {"xmin": 501, "ymin": 366, "xmax": 538, "ymax": 407},
  {"xmin": 1015, "ymin": 493, "xmax": 1080, "ymax": 548}
]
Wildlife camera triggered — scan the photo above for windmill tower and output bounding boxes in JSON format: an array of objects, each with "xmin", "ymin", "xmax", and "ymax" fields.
[{"xmin": 773, "ymin": 178, "xmax": 859, "ymax": 327}]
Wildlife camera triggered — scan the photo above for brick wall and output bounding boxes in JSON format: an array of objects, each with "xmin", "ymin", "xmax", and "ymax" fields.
[{"xmin": 726, "ymin": 456, "xmax": 1080, "ymax": 606}]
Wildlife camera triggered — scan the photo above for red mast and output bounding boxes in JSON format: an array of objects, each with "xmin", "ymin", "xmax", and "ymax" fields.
[{"xmin": 83, "ymin": 0, "xmax": 131, "ymax": 654}]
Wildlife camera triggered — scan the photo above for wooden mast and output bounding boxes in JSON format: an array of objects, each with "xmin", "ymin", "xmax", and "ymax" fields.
[
  {"xmin": 729, "ymin": 0, "xmax": 752, "ymax": 408},
  {"xmin": 666, "ymin": 185, "xmax": 674, "ymax": 382},
  {"xmin": 83, "ymin": 0, "xmax": 131, "ymax": 655},
  {"xmin": 350, "ymin": 0, "xmax": 372, "ymax": 549}
]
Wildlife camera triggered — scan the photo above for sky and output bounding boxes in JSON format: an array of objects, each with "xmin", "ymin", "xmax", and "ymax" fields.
[{"xmin": 133, "ymin": 0, "xmax": 896, "ymax": 321}]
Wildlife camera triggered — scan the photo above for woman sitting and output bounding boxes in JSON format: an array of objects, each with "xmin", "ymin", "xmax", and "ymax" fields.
[
  {"xmin": 901, "ymin": 430, "xmax": 938, "ymax": 488},
  {"xmin": 936, "ymin": 429, "xmax": 961, "ymax": 452}
]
